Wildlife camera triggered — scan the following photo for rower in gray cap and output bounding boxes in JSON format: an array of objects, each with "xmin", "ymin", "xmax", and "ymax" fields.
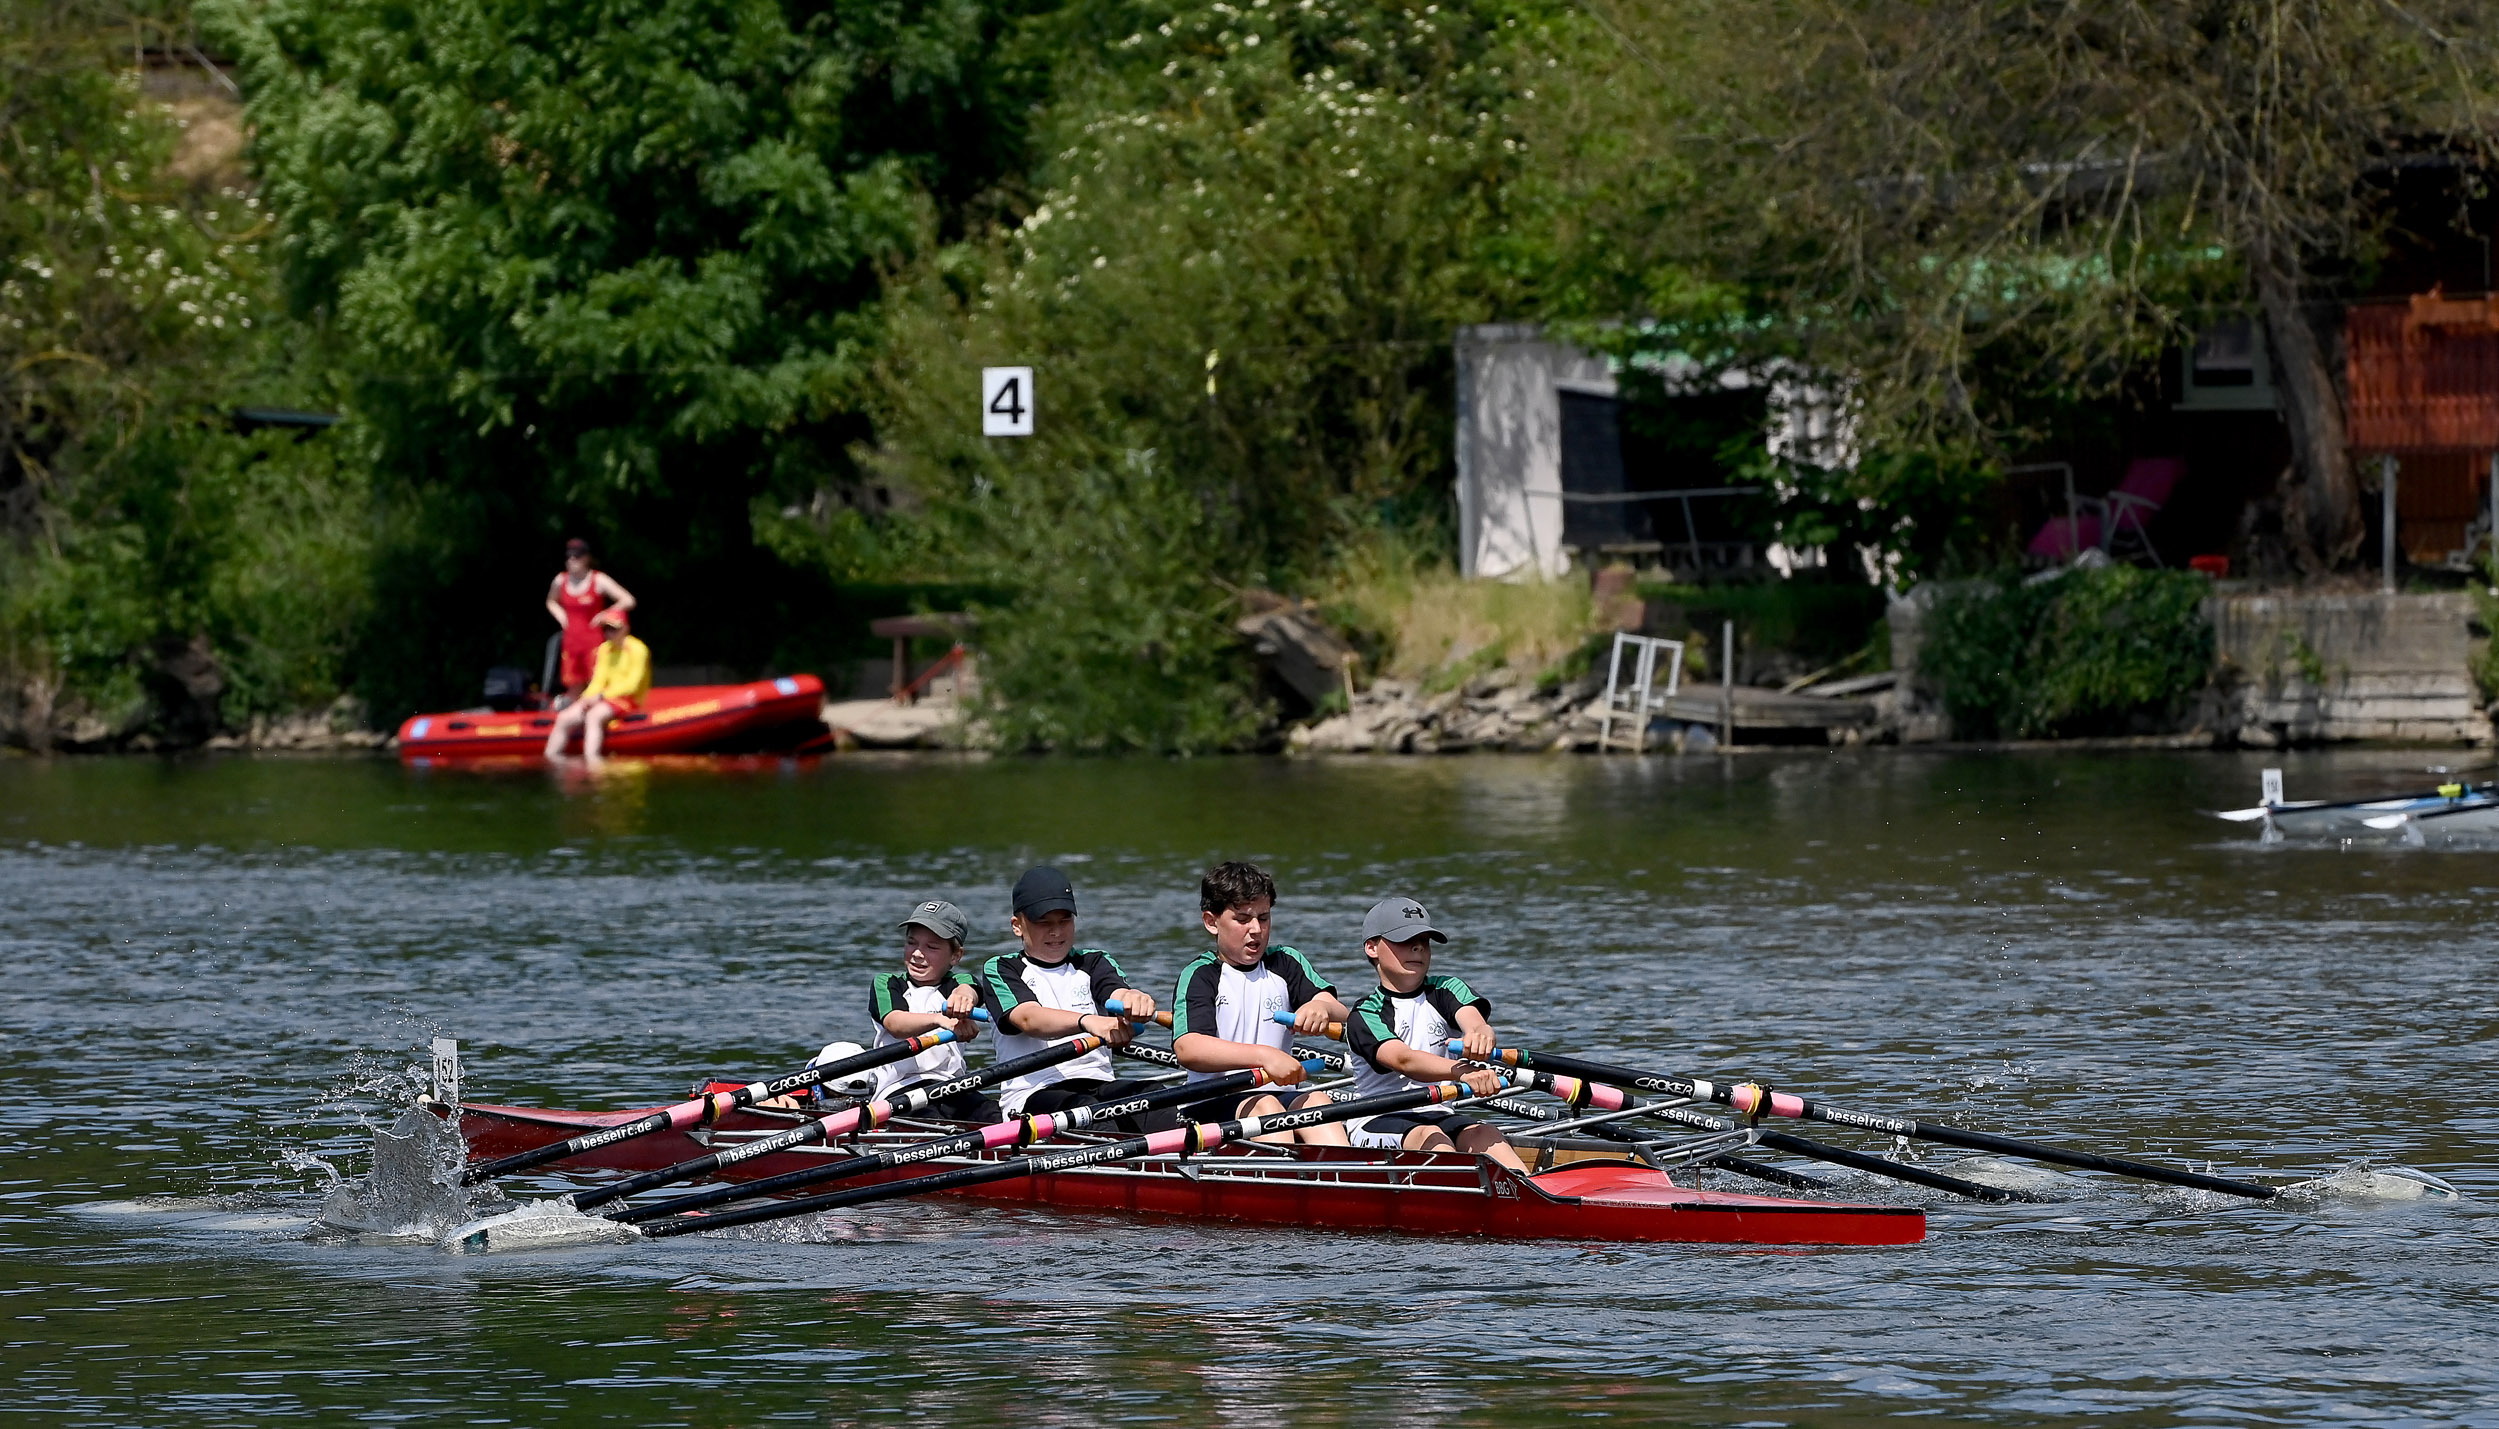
[
  {"xmin": 1335, "ymin": 895, "xmax": 1528, "ymax": 1171},
  {"xmin": 856, "ymin": 896, "xmax": 990, "ymax": 1119}
]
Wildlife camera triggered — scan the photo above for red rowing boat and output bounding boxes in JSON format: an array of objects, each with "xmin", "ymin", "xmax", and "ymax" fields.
[
  {"xmin": 397, "ymin": 676, "xmax": 829, "ymax": 760},
  {"xmin": 451, "ymin": 1100, "xmax": 1927, "ymax": 1247}
]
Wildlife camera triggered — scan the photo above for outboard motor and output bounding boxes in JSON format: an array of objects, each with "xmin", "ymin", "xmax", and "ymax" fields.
[{"xmin": 482, "ymin": 666, "xmax": 534, "ymax": 711}]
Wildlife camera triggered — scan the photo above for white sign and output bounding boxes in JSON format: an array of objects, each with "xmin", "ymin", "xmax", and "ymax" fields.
[{"xmin": 981, "ymin": 366, "xmax": 1034, "ymax": 436}]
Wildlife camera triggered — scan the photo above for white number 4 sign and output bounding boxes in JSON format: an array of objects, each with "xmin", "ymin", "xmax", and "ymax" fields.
[{"xmin": 981, "ymin": 367, "xmax": 1034, "ymax": 436}]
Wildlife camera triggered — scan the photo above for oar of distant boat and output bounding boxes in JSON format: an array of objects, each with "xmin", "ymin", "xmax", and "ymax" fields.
[{"xmin": 2214, "ymin": 768, "xmax": 2497, "ymax": 842}]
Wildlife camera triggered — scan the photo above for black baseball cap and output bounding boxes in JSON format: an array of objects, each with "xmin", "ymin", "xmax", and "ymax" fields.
[
  {"xmin": 1361, "ymin": 896, "xmax": 1446, "ymax": 944},
  {"xmin": 1011, "ymin": 865, "xmax": 1078, "ymax": 918}
]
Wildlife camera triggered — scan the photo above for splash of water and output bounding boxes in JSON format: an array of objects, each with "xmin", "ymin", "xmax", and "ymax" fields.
[
  {"xmin": 2274, "ymin": 1159, "xmax": 2463, "ymax": 1205},
  {"xmin": 318, "ymin": 1104, "xmax": 509, "ymax": 1239},
  {"xmin": 1935, "ymin": 1155, "xmax": 2097, "ymax": 1199}
]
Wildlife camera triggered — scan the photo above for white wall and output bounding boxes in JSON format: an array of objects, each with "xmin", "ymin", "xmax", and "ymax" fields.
[{"xmin": 1455, "ymin": 324, "xmax": 1615, "ymax": 579}]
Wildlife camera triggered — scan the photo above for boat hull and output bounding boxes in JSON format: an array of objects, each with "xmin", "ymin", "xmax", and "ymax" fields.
[
  {"xmin": 2263, "ymin": 793, "xmax": 2494, "ymax": 837},
  {"xmin": 451, "ymin": 1101, "xmax": 1925, "ymax": 1247},
  {"xmin": 397, "ymin": 676, "xmax": 827, "ymax": 760}
]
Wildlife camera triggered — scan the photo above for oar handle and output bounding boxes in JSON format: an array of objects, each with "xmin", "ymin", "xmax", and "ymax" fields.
[
  {"xmin": 625, "ymin": 1060, "xmax": 1305, "ymax": 1228},
  {"xmin": 1269, "ymin": 1011, "xmax": 1345, "ymax": 1040},
  {"xmin": 642, "ymin": 1074, "xmax": 1510, "ymax": 1239},
  {"xmin": 461, "ymin": 1028, "xmax": 957, "ymax": 1184},
  {"xmin": 1103, "ymin": 999, "xmax": 1173, "ymax": 1028},
  {"xmin": 575, "ymin": 1033, "xmax": 1114, "ymax": 1214}
]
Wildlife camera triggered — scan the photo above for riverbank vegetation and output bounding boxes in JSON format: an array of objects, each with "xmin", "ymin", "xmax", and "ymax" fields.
[
  {"xmin": 1920, "ymin": 566, "xmax": 2218, "ymax": 740},
  {"xmin": 6, "ymin": 0, "xmax": 2496, "ymax": 750}
]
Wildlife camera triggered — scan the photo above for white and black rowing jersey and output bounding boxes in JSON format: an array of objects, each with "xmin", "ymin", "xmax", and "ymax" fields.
[
  {"xmin": 1168, "ymin": 946, "xmax": 1336, "ymax": 1087},
  {"xmin": 977, "ymin": 948, "xmax": 1130, "ymax": 1113},
  {"xmin": 865, "ymin": 971, "xmax": 973, "ymax": 1098},
  {"xmin": 1342, "ymin": 977, "xmax": 1491, "ymax": 1099}
]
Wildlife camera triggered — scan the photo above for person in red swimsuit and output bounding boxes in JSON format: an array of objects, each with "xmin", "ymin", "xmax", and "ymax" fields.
[{"xmin": 544, "ymin": 538, "xmax": 635, "ymax": 702}]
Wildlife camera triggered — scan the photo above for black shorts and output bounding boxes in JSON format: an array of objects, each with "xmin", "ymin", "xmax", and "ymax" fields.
[
  {"xmin": 1358, "ymin": 1110, "xmax": 1493, "ymax": 1146},
  {"xmin": 1168, "ymin": 1084, "xmax": 1312, "ymax": 1128},
  {"xmin": 1017, "ymin": 1077, "xmax": 1170, "ymax": 1132}
]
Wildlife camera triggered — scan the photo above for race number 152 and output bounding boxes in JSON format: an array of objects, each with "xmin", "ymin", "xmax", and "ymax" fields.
[{"xmin": 981, "ymin": 367, "xmax": 1034, "ymax": 436}]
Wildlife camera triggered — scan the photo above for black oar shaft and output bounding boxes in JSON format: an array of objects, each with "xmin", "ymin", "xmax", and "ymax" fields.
[
  {"xmin": 1751, "ymin": 1129, "xmax": 2021, "ymax": 1202},
  {"xmin": 614, "ymin": 1067, "xmax": 1265, "ymax": 1225},
  {"xmin": 1493, "ymin": 1070, "xmax": 2024, "ymax": 1201},
  {"xmin": 575, "ymin": 1035, "xmax": 1109, "ymax": 1212},
  {"xmin": 1512, "ymin": 1048, "xmax": 2277, "ymax": 1201},
  {"xmin": 461, "ymin": 1032, "xmax": 952, "ymax": 1184}
]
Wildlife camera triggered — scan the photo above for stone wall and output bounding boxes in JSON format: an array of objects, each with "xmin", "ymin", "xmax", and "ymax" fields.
[
  {"xmin": 2205, "ymin": 591, "xmax": 2489, "ymax": 746},
  {"xmin": 1889, "ymin": 586, "xmax": 2494, "ymax": 746}
]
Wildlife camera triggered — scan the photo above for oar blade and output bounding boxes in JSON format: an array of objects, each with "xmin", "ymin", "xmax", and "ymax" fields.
[{"xmin": 444, "ymin": 1199, "xmax": 644, "ymax": 1254}]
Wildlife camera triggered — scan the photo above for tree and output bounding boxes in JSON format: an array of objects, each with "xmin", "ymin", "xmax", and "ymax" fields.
[
  {"xmin": 211, "ymin": 0, "xmax": 1060, "ymax": 714},
  {"xmin": 852, "ymin": 0, "xmax": 1558, "ymax": 749},
  {"xmin": 2, "ymin": 0, "xmax": 360, "ymax": 747},
  {"xmin": 1541, "ymin": 0, "xmax": 2499, "ymax": 574}
]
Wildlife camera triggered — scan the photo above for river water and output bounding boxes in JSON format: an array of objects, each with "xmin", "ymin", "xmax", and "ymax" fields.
[{"xmin": 2, "ymin": 749, "xmax": 2493, "ymax": 1426}]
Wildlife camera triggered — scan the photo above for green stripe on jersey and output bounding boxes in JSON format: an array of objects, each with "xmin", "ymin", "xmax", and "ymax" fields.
[
  {"xmin": 979, "ymin": 955, "xmax": 1024, "ymax": 1018},
  {"xmin": 1353, "ymin": 990, "xmax": 1397, "ymax": 1045},
  {"xmin": 870, "ymin": 972, "xmax": 905, "ymax": 1023},
  {"xmin": 1170, "ymin": 952, "xmax": 1222, "ymax": 1039},
  {"xmin": 1273, "ymin": 945, "xmax": 1335, "ymax": 994}
]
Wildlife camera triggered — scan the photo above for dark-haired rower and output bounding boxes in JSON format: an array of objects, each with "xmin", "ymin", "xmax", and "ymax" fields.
[{"xmin": 1169, "ymin": 861, "xmax": 1347, "ymax": 1145}]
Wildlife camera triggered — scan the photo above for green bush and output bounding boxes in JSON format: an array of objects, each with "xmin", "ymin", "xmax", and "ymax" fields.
[
  {"xmin": 1632, "ymin": 579, "xmax": 1888, "ymax": 670},
  {"xmin": 1921, "ymin": 565, "xmax": 2214, "ymax": 739}
]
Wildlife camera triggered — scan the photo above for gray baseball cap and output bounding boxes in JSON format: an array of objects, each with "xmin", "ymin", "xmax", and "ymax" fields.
[
  {"xmin": 1361, "ymin": 895, "xmax": 1446, "ymax": 945},
  {"xmin": 899, "ymin": 898, "xmax": 970, "ymax": 942}
]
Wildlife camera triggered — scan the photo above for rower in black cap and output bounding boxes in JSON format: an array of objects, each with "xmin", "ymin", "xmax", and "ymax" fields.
[{"xmin": 975, "ymin": 865, "xmax": 1163, "ymax": 1121}]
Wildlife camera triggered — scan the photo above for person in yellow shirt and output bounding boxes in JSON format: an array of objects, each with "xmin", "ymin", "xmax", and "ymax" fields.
[{"xmin": 544, "ymin": 610, "xmax": 651, "ymax": 760}]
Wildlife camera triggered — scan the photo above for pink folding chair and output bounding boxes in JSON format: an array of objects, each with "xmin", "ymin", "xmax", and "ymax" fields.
[
  {"xmin": 2026, "ymin": 513, "xmax": 2102, "ymax": 562},
  {"xmin": 2095, "ymin": 458, "xmax": 2184, "ymax": 565}
]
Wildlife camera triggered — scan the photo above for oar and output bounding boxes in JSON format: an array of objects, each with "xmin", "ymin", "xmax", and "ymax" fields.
[
  {"xmin": 460, "ymin": 1028, "xmax": 968, "ymax": 1185},
  {"xmin": 1468, "ymin": 1044, "xmax": 2279, "ymax": 1200},
  {"xmin": 607, "ymin": 1060, "xmax": 1313, "ymax": 1226},
  {"xmin": 565, "ymin": 1033, "xmax": 1108, "ymax": 1213},
  {"xmin": 638, "ymin": 1075, "xmax": 1505, "ymax": 1240},
  {"xmin": 1275, "ymin": 1016, "xmax": 2027, "ymax": 1202}
]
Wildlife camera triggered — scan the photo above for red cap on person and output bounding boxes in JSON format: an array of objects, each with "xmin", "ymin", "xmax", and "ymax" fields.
[{"xmin": 597, "ymin": 609, "xmax": 630, "ymax": 631}]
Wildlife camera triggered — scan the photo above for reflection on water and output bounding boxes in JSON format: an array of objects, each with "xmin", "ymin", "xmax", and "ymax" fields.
[
  {"xmin": 1, "ymin": 747, "xmax": 2495, "ymax": 1426},
  {"xmin": 557, "ymin": 755, "xmax": 653, "ymax": 838}
]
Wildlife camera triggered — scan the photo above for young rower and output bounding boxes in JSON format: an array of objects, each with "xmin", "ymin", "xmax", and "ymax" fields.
[
  {"xmin": 1169, "ymin": 861, "xmax": 1348, "ymax": 1144},
  {"xmin": 976, "ymin": 865, "xmax": 1162, "ymax": 1119},
  {"xmin": 862, "ymin": 898, "xmax": 989, "ymax": 1119},
  {"xmin": 1339, "ymin": 895, "xmax": 1527, "ymax": 1172}
]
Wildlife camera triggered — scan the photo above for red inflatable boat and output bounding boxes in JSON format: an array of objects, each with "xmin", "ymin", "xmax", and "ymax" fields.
[{"xmin": 396, "ymin": 675, "xmax": 828, "ymax": 760}]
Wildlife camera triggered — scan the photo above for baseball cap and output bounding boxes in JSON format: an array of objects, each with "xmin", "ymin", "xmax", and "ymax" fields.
[
  {"xmin": 1011, "ymin": 865, "xmax": 1078, "ymax": 918},
  {"xmin": 1361, "ymin": 896, "xmax": 1446, "ymax": 944},
  {"xmin": 899, "ymin": 898, "xmax": 969, "ymax": 942}
]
